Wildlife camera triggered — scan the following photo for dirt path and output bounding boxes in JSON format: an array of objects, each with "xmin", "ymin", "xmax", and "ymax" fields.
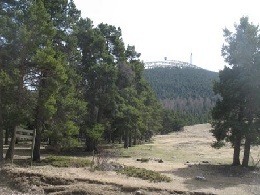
[{"xmin": 1, "ymin": 124, "xmax": 260, "ymax": 195}]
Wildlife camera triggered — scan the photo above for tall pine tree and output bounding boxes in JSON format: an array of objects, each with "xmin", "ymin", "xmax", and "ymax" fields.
[{"xmin": 211, "ymin": 17, "xmax": 260, "ymax": 166}]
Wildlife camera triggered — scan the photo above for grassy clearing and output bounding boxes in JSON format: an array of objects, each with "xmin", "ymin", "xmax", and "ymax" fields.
[
  {"xmin": 118, "ymin": 125, "xmax": 250, "ymax": 165},
  {"xmin": 41, "ymin": 156, "xmax": 92, "ymax": 167},
  {"xmin": 4, "ymin": 124, "xmax": 260, "ymax": 195},
  {"xmin": 119, "ymin": 143, "xmax": 175, "ymax": 161},
  {"xmin": 118, "ymin": 140, "xmax": 194, "ymax": 163},
  {"xmin": 41, "ymin": 155, "xmax": 171, "ymax": 183}
]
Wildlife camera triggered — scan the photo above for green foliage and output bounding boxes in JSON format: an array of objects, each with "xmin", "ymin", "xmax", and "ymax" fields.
[
  {"xmin": 211, "ymin": 16, "xmax": 260, "ymax": 167},
  {"xmin": 144, "ymin": 67, "xmax": 218, "ymax": 124},
  {"xmin": 211, "ymin": 141, "xmax": 226, "ymax": 149},
  {"xmin": 139, "ymin": 158, "xmax": 149, "ymax": 163},
  {"xmin": 76, "ymin": 18, "xmax": 163, "ymax": 149},
  {"xmin": 118, "ymin": 166, "xmax": 171, "ymax": 182},
  {"xmin": 41, "ymin": 156, "xmax": 92, "ymax": 167},
  {"xmin": 144, "ymin": 67, "xmax": 217, "ymax": 99},
  {"xmin": 45, "ymin": 120, "xmax": 80, "ymax": 150},
  {"xmin": 161, "ymin": 109, "xmax": 184, "ymax": 134},
  {"xmin": 87, "ymin": 124, "xmax": 105, "ymax": 142},
  {"xmin": 0, "ymin": 0, "xmax": 163, "ymax": 160},
  {"xmin": 0, "ymin": 70, "xmax": 11, "ymax": 86}
]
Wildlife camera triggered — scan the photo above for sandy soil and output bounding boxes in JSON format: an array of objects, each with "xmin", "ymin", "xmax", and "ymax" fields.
[{"xmin": 1, "ymin": 124, "xmax": 259, "ymax": 195}]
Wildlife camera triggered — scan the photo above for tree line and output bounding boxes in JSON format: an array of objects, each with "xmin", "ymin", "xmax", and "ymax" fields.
[{"xmin": 0, "ymin": 0, "xmax": 169, "ymax": 163}]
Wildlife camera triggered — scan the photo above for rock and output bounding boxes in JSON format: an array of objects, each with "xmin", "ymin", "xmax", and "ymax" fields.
[
  {"xmin": 135, "ymin": 190, "xmax": 143, "ymax": 195},
  {"xmin": 158, "ymin": 159, "xmax": 163, "ymax": 163},
  {"xmin": 195, "ymin": 176, "xmax": 206, "ymax": 181},
  {"xmin": 202, "ymin": 161, "xmax": 209, "ymax": 163}
]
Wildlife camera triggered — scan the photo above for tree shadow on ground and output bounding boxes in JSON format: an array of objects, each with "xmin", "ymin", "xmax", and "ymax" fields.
[{"xmin": 166, "ymin": 163, "xmax": 260, "ymax": 192}]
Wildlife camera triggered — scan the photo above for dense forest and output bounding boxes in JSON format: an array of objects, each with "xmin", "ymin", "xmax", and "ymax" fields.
[
  {"xmin": 0, "ymin": 0, "xmax": 166, "ymax": 162},
  {"xmin": 144, "ymin": 67, "xmax": 219, "ymax": 124}
]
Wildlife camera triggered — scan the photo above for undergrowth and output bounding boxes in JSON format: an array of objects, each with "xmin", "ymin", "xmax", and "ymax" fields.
[
  {"xmin": 41, "ymin": 156, "xmax": 92, "ymax": 167},
  {"xmin": 117, "ymin": 165, "xmax": 171, "ymax": 182}
]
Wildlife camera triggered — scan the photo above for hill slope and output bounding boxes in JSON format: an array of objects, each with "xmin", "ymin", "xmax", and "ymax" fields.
[{"xmin": 144, "ymin": 67, "xmax": 219, "ymax": 124}]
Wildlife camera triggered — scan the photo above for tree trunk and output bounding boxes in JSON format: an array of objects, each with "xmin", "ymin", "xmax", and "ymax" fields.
[
  {"xmin": 0, "ymin": 127, "xmax": 3, "ymax": 164},
  {"xmin": 105, "ymin": 129, "xmax": 112, "ymax": 144},
  {"xmin": 4, "ymin": 128, "xmax": 9, "ymax": 145},
  {"xmin": 85, "ymin": 136, "xmax": 96, "ymax": 152},
  {"xmin": 124, "ymin": 129, "xmax": 129, "ymax": 149},
  {"xmin": 5, "ymin": 126, "xmax": 16, "ymax": 162},
  {"xmin": 133, "ymin": 129, "xmax": 137, "ymax": 146},
  {"xmin": 6, "ymin": 63, "xmax": 25, "ymax": 162},
  {"xmin": 33, "ymin": 75, "xmax": 46, "ymax": 162},
  {"xmin": 129, "ymin": 132, "xmax": 132, "ymax": 147},
  {"xmin": 108, "ymin": 130, "xmax": 111, "ymax": 143},
  {"xmin": 33, "ymin": 125, "xmax": 42, "ymax": 162},
  {"xmin": 0, "ymin": 93, "xmax": 3, "ymax": 164},
  {"xmin": 97, "ymin": 106, "xmax": 103, "ymax": 124},
  {"xmin": 232, "ymin": 134, "xmax": 241, "ymax": 166},
  {"xmin": 119, "ymin": 135, "xmax": 122, "ymax": 144},
  {"xmin": 242, "ymin": 135, "xmax": 251, "ymax": 167},
  {"xmin": 33, "ymin": 104, "xmax": 43, "ymax": 161}
]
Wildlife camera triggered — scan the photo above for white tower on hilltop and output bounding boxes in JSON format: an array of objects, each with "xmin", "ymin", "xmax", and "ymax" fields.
[{"xmin": 190, "ymin": 53, "xmax": 192, "ymax": 65}]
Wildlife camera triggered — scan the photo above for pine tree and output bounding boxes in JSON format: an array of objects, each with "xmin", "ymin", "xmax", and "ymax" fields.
[{"xmin": 211, "ymin": 17, "xmax": 260, "ymax": 166}]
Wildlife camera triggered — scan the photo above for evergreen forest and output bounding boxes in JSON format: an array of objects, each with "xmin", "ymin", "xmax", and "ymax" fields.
[
  {"xmin": 144, "ymin": 67, "xmax": 219, "ymax": 124},
  {"xmin": 0, "ymin": 0, "xmax": 165, "ymax": 162}
]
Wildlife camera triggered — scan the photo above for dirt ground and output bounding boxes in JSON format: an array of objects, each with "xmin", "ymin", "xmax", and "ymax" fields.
[{"xmin": 0, "ymin": 124, "xmax": 259, "ymax": 195}]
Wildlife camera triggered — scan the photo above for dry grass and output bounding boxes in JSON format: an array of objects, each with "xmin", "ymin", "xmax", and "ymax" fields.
[{"xmin": 1, "ymin": 123, "xmax": 260, "ymax": 195}]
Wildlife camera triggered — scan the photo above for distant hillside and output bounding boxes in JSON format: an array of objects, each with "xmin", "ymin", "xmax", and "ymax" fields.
[{"xmin": 144, "ymin": 67, "xmax": 219, "ymax": 124}]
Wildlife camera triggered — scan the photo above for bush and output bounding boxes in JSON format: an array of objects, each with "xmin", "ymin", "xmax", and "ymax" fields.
[
  {"xmin": 211, "ymin": 141, "xmax": 225, "ymax": 149},
  {"xmin": 136, "ymin": 158, "xmax": 149, "ymax": 163},
  {"xmin": 41, "ymin": 156, "xmax": 92, "ymax": 167},
  {"xmin": 117, "ymin": 166, "xmax": 171, "ymax": 182}
]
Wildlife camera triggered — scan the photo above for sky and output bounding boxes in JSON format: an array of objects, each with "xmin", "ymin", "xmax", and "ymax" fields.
[{"xmin": 74, "ymin": 0, "xmax": 260, "ymax": 72}]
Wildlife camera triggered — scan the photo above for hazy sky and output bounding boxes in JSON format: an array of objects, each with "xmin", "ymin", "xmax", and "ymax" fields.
[{"xmin": 74, "ymin": 0, "xmax": 260, "ymax": 72}]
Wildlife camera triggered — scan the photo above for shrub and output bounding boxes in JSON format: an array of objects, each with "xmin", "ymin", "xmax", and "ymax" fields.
[
  {"xmin": 211, "ymin": 141, "xmax": 225, "ymax": 149},
  {"xmin": 41, "ymin": 156, "xmax": 92, "ymax": 167},
  {"xmin": 117, "ymin": 166, "xmax": 171, "ymax": 182},
  {"xmin": 136, "ymin": 158, "xmax": 149, "ymax": 163}
]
